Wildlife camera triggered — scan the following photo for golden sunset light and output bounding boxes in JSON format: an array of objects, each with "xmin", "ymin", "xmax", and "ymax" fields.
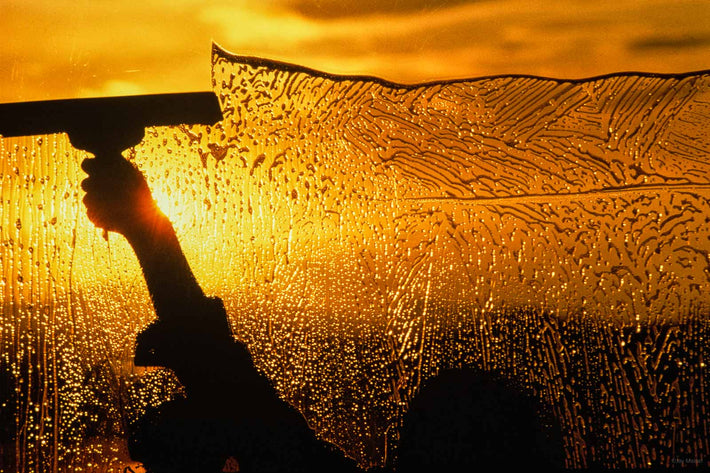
[
  {"xmin": 2, "ymin": 0, "xmax": 709, "ymax": 102},
  {"xmin": 2, "ymin": 2, "xmax": 710, "ymax": 472}
]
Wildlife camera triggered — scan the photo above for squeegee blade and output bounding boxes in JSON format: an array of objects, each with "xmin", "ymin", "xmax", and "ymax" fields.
[{"xmin": 0, "ymin": 92, "xmax": 222, "ymax": 139}]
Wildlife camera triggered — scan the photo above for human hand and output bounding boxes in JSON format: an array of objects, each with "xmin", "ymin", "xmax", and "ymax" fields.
[{"xmin": 81, "ymin": 155, "xmax": 162, "ymax": 238}]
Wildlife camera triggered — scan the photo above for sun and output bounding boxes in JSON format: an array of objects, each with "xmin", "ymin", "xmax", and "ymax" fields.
[{"xmin": 149, "ymin": 185, "xmax": 186, "ymax": 229}]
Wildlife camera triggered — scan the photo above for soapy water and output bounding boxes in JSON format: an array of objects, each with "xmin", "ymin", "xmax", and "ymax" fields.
[{"xmin": 1, "ymin": 44, "xmax": 709, "ymax": 470}]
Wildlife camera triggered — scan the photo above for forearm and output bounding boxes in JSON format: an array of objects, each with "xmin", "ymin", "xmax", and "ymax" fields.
[
  {"xmin": 123, "ymin": 207, "xmax": 206, "ymax": 321},
  {"xmin": 126, "ymin": 207, "xmax": 238, "ymax": 378}
]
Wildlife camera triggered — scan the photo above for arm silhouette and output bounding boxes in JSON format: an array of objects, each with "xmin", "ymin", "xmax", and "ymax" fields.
[
  {"xmin": 80, "ymin": 153, "xmax": 361, "ymax": 472},
  {"xmin": 81, "ymin": 154, "xmax": 205, "ymax": 319},
  {"xmin": 80, "ymin": 154, "xmax": 239, "ymax": 392}
]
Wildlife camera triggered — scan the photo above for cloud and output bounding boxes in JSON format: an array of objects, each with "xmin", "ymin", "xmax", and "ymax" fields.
[
  {"xmin": 0, "ymin": 0, "xmax": 215, "ymax": 101},
  {"xmin": 199, "ymin": 2, "xmax": 506, "ymax": 78},
  {"xmin": 199, "ymin": 5, "xmax": 322, "ymax": 48},
  {"xmin": 283, "ymin": 0, "xmax": 482, "ymax": 19},
  {"xmin": 1, "ymin": 0, "xmax": 709, "ymax": 102},
  {"xmin": 80, "ymin": 80, "xmax": 146, "ymax": 98},
  {"xmin": 630, "ymin": 34, "xmax": 710, "ymax": 52},
  {"xmin": 203, "ymin": 0, "xmax": 710, "ymax": 83}
]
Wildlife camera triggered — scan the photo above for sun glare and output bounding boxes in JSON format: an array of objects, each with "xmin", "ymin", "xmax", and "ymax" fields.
[{"xmin": 150, "ymin": 186, "xmax": 183, "ymax": 229}]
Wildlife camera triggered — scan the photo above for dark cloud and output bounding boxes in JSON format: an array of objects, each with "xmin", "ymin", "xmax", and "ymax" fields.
[
  {"xmin": 537, "ymin": 17, "xmax": 616, "ymax": 32},
  {"xmin": 287, "ymin": 0, "xmax": 483, "ymax": 19},
  {"xmin": 630, "ymin": 34, "xmax": 710, "ymax": 51}
]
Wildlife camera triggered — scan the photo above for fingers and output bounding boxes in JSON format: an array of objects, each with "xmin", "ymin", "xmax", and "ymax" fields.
[
  {"xmin": 81, "ymin": 157, "xmax": 125, "ymax": 232},
  {"xmin": 80, "ymin": 158, "xmax": 96, "ymax": 193},
  {"xmin": 80, "ymin": 156, "xmax": 144, "ymax": 192},
  {"xmin": 81, "ymin": 156, "xmax": 134, "ymax": 180},
  {"xmin": 81, "ymin": 155, "xmax": 140, "ymax": 175},
  {"xmin": 79, "ymin": 155, "xmax": 158, "ymax": 236},
  {"xmin": 82, "ymin": 192, "xmax": 115, "ymax": 232},
  {"xmin": 80, "ymin": 157, "xmax": 98, "ymax": 175},
  {"xmin": 81, "ymin": 157, "xmax": 112, "ymax": 192}
]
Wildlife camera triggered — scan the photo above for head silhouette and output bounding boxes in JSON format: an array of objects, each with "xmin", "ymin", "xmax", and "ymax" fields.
[{"xmin": 396, "ymin": 368, "xmax": 562, "ymax": 471}]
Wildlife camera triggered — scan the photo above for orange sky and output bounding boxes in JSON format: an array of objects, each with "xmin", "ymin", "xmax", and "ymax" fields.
[{"xmin": 1, "ymin": 0, "xmax": 710, "ymax": 102}]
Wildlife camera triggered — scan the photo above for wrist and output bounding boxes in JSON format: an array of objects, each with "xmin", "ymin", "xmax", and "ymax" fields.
[{"xmin": 122, "ymin": 203, "xmax": 174, "ymax": 247}]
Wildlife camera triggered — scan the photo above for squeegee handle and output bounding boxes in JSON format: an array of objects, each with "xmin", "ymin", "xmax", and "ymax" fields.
[
  {"xmin": 67, "ymin": 122, "xmax": 146, "ymax": 159},
  {"xmin": 85, "ymin": 150, "xmax": 136, "ymax": 242}
]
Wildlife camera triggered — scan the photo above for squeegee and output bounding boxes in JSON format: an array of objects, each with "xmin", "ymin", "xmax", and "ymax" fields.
[{"xmin": 0, "ymin": 92, "xmax": 222, "ymax": 157}]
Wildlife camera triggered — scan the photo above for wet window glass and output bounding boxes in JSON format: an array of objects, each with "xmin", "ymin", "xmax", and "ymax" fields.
[{"xmin": 2, "ymin": 43, "xmax": 710, "ymax": 471}]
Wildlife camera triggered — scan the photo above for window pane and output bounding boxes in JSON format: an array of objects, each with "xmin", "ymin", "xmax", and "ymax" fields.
[{"xmin": 1, "ymin": 44, "xmax": 709, "ymax": 470}]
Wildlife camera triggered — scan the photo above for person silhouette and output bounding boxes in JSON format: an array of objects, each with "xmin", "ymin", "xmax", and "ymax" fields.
[
  {"xmin": 394, "ymin": 367, "xmax": 563, "ymax": 472},
  {"xmin": 81, "ymin": 154, "xmax": 562, "ymax": 473},
  {"xmin": 81, "ymin": 155, "xmax": 359, "ymax": 473}
]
